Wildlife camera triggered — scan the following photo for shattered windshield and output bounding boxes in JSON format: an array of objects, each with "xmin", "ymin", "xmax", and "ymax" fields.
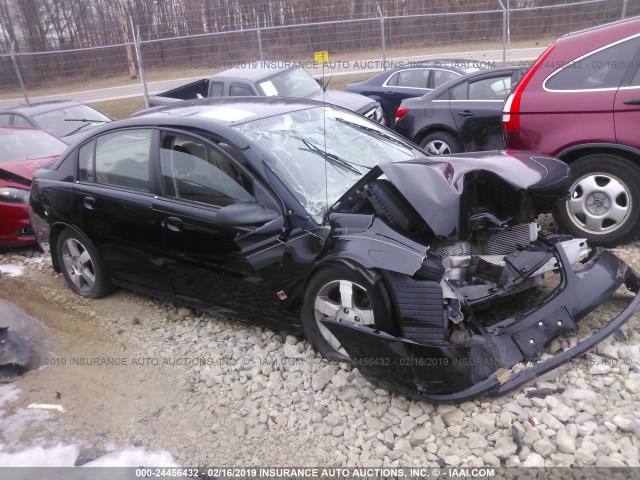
[{"xmin": 233, "ymin": 106, "xmax": 425, "ymax": 222}]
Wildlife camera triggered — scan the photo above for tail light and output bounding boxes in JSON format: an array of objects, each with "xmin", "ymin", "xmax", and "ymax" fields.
[
  {"xmin": 502, "ymin": 44, "xmax": 555, "ymax": 131},
  {"xmin": 395, "ymin": 107, "xmax": 409, "ymax": 123}
]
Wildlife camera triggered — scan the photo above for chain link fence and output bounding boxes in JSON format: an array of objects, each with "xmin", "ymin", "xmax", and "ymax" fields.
[{"xmin": 0, "ymin": 0, "xmax": 636, "ymax": 117}]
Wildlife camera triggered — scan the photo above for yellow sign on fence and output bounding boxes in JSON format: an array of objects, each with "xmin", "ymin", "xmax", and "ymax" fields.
[{"xmin": 314, "ymin": 51, "xmax": 329, "ymax": 64}]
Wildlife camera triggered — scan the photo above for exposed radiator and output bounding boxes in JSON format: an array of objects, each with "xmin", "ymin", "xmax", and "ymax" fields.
[{"xmin": 486, "ymin": 222, "xmax": 539, "ymax": 255}]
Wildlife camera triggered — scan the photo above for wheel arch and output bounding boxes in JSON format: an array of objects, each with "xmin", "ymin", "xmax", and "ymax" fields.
[
  {"xmin": 306, "ymin": 257, "xmax": 395, "ymax": 314},
  {"xmin": 49, "ymin": 222, "xmax": 86, "ymax": 273},
  {"xmin": 415, "ymin": 125, "xmax": 463, "ymax": 148},
  {"xmin": 556, "ymin": 143, "xmax": 640, "ymax": 165},
  {"xmin": 303, "ymin": 257, "xmax": 398, "ymax": 335}
]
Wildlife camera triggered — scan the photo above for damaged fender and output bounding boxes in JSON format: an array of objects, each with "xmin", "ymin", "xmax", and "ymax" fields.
[{"xmin": 322, "ymin": 242, "xmax": 640, "ymax": 402}]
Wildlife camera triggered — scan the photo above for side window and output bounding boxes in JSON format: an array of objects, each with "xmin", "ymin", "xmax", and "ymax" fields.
[
  {"xmin": 433, "ymin": 70, "xmax": 460, "ymax": 88},
  {"xmin": 0, "ymin": 114, "xmax": 12, "ymax": 126},
  {"xmin": 450, "ymin": 82, "xmax": 468, "ymax": 100},
  {"xmin": 396, "ymin": 69, "xmax": 429, "ymax": 88},
  {"xmin": 468, "ymin": 75, "xmax": 512, "ymax": 100},
  {"xmin": 78, "ymin": 141, "xmax": 95, "ymax": 182},
  {"xmin": 546, "ymin": 36, "xmax": 640, "ymax": 91},
  {"xmin": 95, "ymin": 129, "xmax": 151, "ymax": 191},
  {"xmin": 160, "ymin": 134, "xmax": 254, "ymax": 207},
  {"xmin": 385, "ymin": 72, "xmax": 399, "ymax": 86},
  {"xmin": 210, "ymin": 82, "xmax": 224, "ymax": 97},
  {"xmin": 13, "ymin": 115, "xmax": 32, "ymax": 127},
  {"xmin": 229, "ymin": 84, "xmax": 255, "ymax": 96}
]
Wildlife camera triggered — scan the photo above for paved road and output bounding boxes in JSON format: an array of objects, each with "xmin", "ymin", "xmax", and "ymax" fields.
[{"xmin": 1, "ymin": 46, "xmax": 545, "ymax": 109}]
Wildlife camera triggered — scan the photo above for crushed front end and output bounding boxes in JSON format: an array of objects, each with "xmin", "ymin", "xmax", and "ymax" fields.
[
  {"xmin": 321, "ymin": 152, "xmax": 640, "ymax": 401},
  {"xmin": 323, "ymin": 235, "xmax": 640, "ymax": 401}
]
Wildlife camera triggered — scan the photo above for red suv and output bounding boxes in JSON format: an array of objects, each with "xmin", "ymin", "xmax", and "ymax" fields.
[{"xmin": 503, "ymin": 17, "xmax": 640, "ymax": 247}]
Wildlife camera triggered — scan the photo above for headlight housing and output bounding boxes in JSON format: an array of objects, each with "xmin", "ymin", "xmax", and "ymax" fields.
[{"xmin": 0, "ymin": 187, "xmax": 30, "ymax": 203}]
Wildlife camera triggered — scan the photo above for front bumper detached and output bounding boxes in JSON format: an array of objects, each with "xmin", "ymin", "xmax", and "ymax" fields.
[{"xmin": 322, "ymin": 245, "xmax": 640, "ymax": 402}]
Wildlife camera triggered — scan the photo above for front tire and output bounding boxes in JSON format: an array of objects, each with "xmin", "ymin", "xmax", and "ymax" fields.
[
  {"xmin": 555, "ymin": 154, "xmax": 640, "ymax": 247},
  {"xmin": 419, "ymin": 131, "xmax": 462, "ymax": 155},
  {"xmin": 302, "ymin": 265, "xmax": 391, "ymax": 361},
  {"xmin": 57, "ymin": 229, "xmax": 113, "ymax": 299}
]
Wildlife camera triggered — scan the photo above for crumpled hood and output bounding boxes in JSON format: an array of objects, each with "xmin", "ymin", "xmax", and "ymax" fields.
[
  {"xmin": 378, "ymin": 150, "xmax": 570, "ymax": 236},
  {"xmin": 309, "ymin": 89, "xmax": 376, "ymax": 114},
  {"xmin": 0, "ymin": 156, "xmax": 58, "ymax": 185}
]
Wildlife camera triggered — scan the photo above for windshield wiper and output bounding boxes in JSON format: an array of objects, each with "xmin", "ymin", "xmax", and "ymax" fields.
[
  {"xmin": 336, "ymin": 117, "xmax": 412, "ymax": 150},
  {"xmin": 64, "ymin": 119, "xmax": 108, "ymax": 137},
  {"xmin": 299, "ymin": 139, "xmax": 362, "ymax": 175},
  {"xmin": 64, "ymin": 118, "xmax": 109, "ymax": 123}
]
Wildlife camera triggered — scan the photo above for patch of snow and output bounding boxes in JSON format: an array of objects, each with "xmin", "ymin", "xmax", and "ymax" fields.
[
  {"xmin": 84, "ymin": 447, "xmax": 179, "ymax": 467},
  {"xmin": 0, "ymin": 443, "xmax": 178, "ymax": 467},
  {"xmin": 0, "ymin": 384, "xmax": 20, "ymax": 408},
  {"xmin": 0, "ymin": 264, "xmax": 24, "ymax": 277},
  {"xmin": 0, "ymin": 443, "xmax": 78, "ymax": 467},
  {"xmin": 0, "ymin": 384, "xmax": 178, "ymax": 468}
]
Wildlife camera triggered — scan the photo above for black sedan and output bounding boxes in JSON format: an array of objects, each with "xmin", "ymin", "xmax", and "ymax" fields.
[
  {"xmin": 345, "ymin": 59, "xmax": 479, "ymax": 126},
  {"xmin": 395, "ymin": 66, "xmax": 524, "ymax": 155},
  {"xmin": 29, "ymin": 97, "xmax": 640, "ymax": 401}
]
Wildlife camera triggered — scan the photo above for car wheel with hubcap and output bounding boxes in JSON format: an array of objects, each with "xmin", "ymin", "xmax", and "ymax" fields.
[
  {"xmin": 57, "ymin": 229, "xmax": 113, "ymax": 299},
  {"xmin": 419, "ymin": 132, "xmax": 462, "ymax": 156},
  {"xmin": 302, "ymin": 265, "xmax": 391, "ymax": 362},
  {"xmin": 555, "ymin": 154, "xmax": 640, "ymax": 247}
]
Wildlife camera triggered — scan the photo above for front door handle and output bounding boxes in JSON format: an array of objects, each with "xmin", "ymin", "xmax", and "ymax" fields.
[
  {"xmin": 83, "ymin": 196, "xmax": 96, "ymax": 210},
  {"xmin": 162, "ymin": 216, "xmax": 183, "ymax": 232},
  {"xmin": 458, "ymin": 110, "xmax": 475, "ymax": 117},
  {"xmin": 623, "ymin": 98, "xmax": 640, "ymax": 105}
]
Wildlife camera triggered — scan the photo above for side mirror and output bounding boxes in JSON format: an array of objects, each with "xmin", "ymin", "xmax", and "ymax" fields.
[{"xmin": 217, "ymin": 201, "xmax": 280, "ymax": 227}]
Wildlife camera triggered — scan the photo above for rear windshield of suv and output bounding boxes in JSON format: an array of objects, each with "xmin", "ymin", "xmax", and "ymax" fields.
[{"xmin": 545, "ymin": 35, "xmax": 640, "ymax": 91}]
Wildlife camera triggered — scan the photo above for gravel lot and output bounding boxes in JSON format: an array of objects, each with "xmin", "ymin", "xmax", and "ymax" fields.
[{"xmin": 0, "ymin": 232, "xmax": 639, "ymax": 468}]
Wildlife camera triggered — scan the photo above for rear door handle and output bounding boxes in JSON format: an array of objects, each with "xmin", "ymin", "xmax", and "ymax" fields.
[
  {"xmin": 458, "ymin": 110, "xmax": 475, "ymax": 117},
  {"xmin": 162, "ymin": 216, "xmax": 183, "ymax": 232},
  {"xmin": 623, "ymin": 98, "xmax": 640, "ymax": 105},
  {"xmin": 83, "ymin": 196, "xmax": 96, "ymax": 210}
]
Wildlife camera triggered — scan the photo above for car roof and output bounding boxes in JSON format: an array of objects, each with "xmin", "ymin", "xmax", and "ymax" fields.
[
  {"xmin": 389, "ymin": 58, "xmax": 481, "ymax": 74},
  {"xmin": 560, "ymin": 15, "xmax": 640, "ymax": 40},
  {"xmin": 214, "ymin": 63, "xmax": 293, "ymax": 82},
  {"xmin": 0, "ymin": 100, "xmax": 85, "ymax": 115},
  {"xmin": 95, "ymin": 97, "xmax": 331, "ymax": 145},
  {"xmin": 409, "ymin": 66, "xmax": 523, "ymax": 102}
]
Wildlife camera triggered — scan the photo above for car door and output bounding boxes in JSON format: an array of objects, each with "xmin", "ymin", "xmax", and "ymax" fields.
[
  {"xmin": 153, "ymin": 130, "xmax": 288, "ymax": 321},
  {"xmin": 450, "ymin": 71, "xmax": 516, "ymax": 151},
  {"xmin": 613, "ymin": 45, "xmax": 640, "ymax": 149},
  {"xmin": 72, "ymin": 128, "xmax": 172, "ymax": 292}
]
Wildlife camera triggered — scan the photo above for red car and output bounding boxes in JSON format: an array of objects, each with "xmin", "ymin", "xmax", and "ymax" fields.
[
  {"xmin": 0, "ymin": 127, "xmax": 67, "ymax": 248},
  {"xmin": 503, "ymin": 17, "xmax": 640, "ymax": 247}
]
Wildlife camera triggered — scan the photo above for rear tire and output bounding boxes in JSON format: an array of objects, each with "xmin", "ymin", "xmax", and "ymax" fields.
[
  {"xmin": 302, "ymin": 265, "xmax": 391, "ymax": 362},
  {"xmin": 57, "ymin": 229, "xmax": 114, "ymax": 299},
  {"xmin": 555, "ymin": 154, "xmax": 640, "ymax": 247},
  {"xmin": 419, "ymin": 131, "xmax": 462, "ymax": 155}
]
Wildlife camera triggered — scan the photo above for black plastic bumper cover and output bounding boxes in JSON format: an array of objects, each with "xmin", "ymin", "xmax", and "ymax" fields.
[{"xmin": 322, "ymin": 247, "xmax": 640, "ymax": 402}]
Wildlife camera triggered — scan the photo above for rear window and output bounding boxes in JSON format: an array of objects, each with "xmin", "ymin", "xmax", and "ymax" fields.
[{"xmin": 545, "ymin": 36, "xmax": 640, "ymax": 91}]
